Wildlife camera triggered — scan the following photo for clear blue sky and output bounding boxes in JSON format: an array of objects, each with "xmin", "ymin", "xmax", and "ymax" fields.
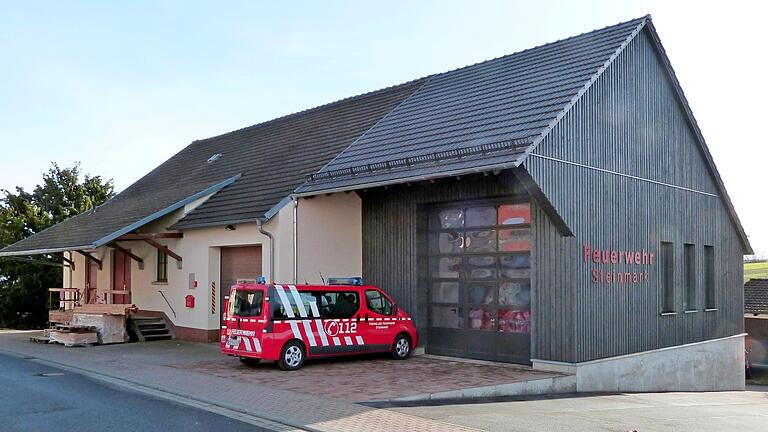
[{"xmin": 1, "ymin": 1, "xmax": 765, "ymax": 255}]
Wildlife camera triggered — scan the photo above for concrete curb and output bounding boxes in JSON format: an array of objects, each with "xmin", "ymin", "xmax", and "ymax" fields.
[{"xmin": 386, "ymin": 374, "xmax": 577, "ymax": 402}]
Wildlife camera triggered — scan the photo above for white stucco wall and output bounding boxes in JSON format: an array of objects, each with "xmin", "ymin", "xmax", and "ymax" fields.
[
  {"xmin": 62, "ymin": 192, "xmax": 362, "ymax": 332},
  {"xmin": 296, "ymin": 192, "xmax": 362, "ymax": 284}
]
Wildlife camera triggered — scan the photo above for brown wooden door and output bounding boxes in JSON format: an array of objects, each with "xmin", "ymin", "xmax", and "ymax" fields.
[
  {"xmin": 85, "ymin": 258, "xmax": 99, "ymax": 304},
  {"xmin": 112, "ymin": 250, "xmax": 131, "ymax": 304},
  {"xmin": 220, "ymin": 246, "xmax": 262, "ymax": 323}
]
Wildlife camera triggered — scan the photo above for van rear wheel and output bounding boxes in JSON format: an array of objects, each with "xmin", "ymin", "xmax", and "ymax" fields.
[
  {"xmin": 391, "ymin": 334, "xmax": 411, "ymax": 360},
  {"xmin": 278, "ymin": 340, "xmax": 305, "ymax": 371}
]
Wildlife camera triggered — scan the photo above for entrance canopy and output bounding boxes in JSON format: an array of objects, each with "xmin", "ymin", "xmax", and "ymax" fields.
[{"xmin": 0, "ymin": 175, "xmax": 240, "ymax": 257}]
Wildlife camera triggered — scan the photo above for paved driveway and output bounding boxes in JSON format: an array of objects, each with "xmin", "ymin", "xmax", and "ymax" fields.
[{"xmin": 174, "ymin": 353, "xmax": 560, "ymax": 402}]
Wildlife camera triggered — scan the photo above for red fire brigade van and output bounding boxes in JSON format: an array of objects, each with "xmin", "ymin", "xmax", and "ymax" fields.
[{"xmin": 220, "ymin": 282, "xmax": 418, "ymax": 370}]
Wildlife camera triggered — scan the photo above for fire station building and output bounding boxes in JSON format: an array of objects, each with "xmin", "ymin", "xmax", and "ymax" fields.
[{"xmin": 0, "ymin": 16, "xmax": 751, "ymax": 391}]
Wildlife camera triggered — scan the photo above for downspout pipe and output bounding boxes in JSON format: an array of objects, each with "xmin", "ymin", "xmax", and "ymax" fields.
[
  {"xmin": 256, "ymin": 219, "xmax": 275, "ymax": 283},
  {"xmin": 292, "ymin": 197, "xmax": 298, "ymax": 284}
]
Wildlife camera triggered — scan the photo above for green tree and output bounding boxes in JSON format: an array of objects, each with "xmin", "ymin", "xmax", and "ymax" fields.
[{"xmin": 0, "ymin": 163, "xmax": 114, "ymax": 328}]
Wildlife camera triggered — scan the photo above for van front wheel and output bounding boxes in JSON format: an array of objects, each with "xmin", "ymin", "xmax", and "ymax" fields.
[
  {"xmin": 279, "ymin": 340, "xmax": 305, "ymax": 371},
  {"xmin": 391, "ymin": 334, "xmax": 411, "ymax": 360}
]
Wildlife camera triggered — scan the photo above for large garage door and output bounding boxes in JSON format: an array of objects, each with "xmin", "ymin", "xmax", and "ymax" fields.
[
  {"xmin": 425, "ymin": 201, "xmax": 532, "ymax": 364},
  {"xmin": 220, "ymin": 246, "xmax": 262, "ymax": 323}
]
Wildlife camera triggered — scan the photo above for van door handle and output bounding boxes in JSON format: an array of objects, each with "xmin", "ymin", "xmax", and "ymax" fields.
[{"xmin": 365, "ymin": 314, "xmax": 369, "ymax": 322}]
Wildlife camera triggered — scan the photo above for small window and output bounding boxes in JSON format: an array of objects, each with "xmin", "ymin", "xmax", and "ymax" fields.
[
  {"xmin": 156, "ymin": 250, "xmax": 168, "ymax": 283},
  {"xmin": 272, "ymin": 291, "xmax": 323, "ymax": 319},
  {"xmin": 661, "ymin": 242, "xmax": 674, "ymax": 313},
  {"xmin": 705, "ymin": 246, "xmax": 715, "ymax": 309},
  {"xmin": 683, "ymin": 244, "xmax": 696, "ymax": 311},
  {"xmin": 365, "ymin": 290, "xmax": 393, "ymax": 316},
  {"xmin": 317, "ymin": 291, "xmax": 360, "ymax": 319},
  {"xmin": 230, "ymin": 290, "xmax": 264, "ymax": 317}
]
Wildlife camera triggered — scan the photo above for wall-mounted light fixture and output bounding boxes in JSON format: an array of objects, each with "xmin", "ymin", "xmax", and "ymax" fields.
[{"xmin": 225, "ymin": 224, "xmax": 236, "ymax": 231}]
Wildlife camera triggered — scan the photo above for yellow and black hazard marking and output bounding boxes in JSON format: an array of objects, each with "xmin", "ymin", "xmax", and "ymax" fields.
[{"xmin": 211, "ymin": 281, "xmax": 216, "ymax": 314}]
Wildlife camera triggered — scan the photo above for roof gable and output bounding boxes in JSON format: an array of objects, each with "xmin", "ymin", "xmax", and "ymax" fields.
[
  {"xmin": 296, "ymin": 16, "xmax": 647, "ymax": 194},
  {"xmin": 523, "ymin": 20, "xmax": 751, "ymax": 254}
]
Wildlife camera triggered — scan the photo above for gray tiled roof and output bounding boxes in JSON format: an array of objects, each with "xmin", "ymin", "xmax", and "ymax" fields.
[
  {"xmin": 296, "ymin": 16, "xmax": 647, "ymax": 194},
  {"xmin": 171, "ymin": 80, "xmax": 425, "ymax": 229},
  {"xmin": 745, "ymin": 279, "xmax": 768, "ymax": 315},
  {"xmin": 0, "ymin": 80, "xmax": 424, "ymax": 254}
]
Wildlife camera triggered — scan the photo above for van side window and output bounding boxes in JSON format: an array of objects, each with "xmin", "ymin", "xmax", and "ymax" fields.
[
  {"xmin": 365, "ymin": 290, "xmax": 393, "ymax": 316},
  {"xmin": 272, "ymin": 291, "xmax": 321, "ymax": 319},
  {"xmin": 232, "ymin": 290, "xmax": 263, "ymax": 317},
  {"xmin": 318, "ymin": 292, "xmax": 360, "ymax": 319}
]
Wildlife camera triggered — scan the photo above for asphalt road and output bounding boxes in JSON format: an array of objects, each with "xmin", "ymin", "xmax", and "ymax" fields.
[{"xmin": 0, "ymin": 352, "xmax": 272, "ymax": 432}]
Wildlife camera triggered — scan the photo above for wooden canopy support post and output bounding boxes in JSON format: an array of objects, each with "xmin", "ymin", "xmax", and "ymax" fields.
[
  {"xmin": 62, "ymin": 254, "xmax": 75, "ymax": 271},
  {"xmin": 142, "ymin": 237, "xmax": 183, "ymax": 270},
  {"xmin": 108, "ymin": 242, "xmax": 145, "ymax": 270},
  {"xmin": 75, "ymin": 250, "xmax": 102, "ymax": 270}
]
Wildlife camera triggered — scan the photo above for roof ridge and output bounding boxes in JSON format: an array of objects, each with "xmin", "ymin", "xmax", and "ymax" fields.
[
  {"xmin": 195, "ymin": 15, "xmax": 650, "ymax": 146},
  {"xmin": 417, "ymin": 15, "xmax": 650, "ymax": 84},
  {"xmin": 193, "ymin": 78, "xmax": 427, "ymax": 144},
  {"xmin": 515, "ymin": 15, "xmax": 650, "ymax": 163}
]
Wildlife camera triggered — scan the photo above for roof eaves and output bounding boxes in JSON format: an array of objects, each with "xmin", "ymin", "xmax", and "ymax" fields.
[
  {"xmin": 170, "ymin": 216, "xmax": 263, "ymax": 231},
  {"xmin": 0, "ymin": 244, "xmax": 96, "ymax": 257},
  {"xmin": 92, "ymin": 173, "xmax": 241, "ymax": 247},
  {"xmin": 293, "ymin": 159, "xmax": 524, "ymax": 197}
]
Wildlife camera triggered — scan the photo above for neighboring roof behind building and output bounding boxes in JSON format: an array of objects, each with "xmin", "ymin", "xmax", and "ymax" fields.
[
  {"xmin": 296, "ymin": 16, "xmax": 647, "ymax": 194},
  {"xmin": 745, "ymin": 278, "xmax": 768, "ymax": 314}
]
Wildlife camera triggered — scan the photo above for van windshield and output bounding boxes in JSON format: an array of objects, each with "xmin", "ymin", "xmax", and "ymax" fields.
[{"xmin": 230, "ymin": 290, "xmax": 264, "ymax": 317}]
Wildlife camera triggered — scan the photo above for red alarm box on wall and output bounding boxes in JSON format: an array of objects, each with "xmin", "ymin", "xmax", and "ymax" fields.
[{"xmin": 185, "ymin": 295, "xmax": 195, "ymax": 308}]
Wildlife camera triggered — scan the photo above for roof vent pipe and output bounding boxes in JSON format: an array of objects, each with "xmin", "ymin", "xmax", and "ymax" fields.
[{"xmin": 256, "ymin": 219, "xmax": 275, "ymax": 284}]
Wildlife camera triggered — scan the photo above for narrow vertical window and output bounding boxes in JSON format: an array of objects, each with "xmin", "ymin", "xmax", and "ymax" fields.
[
  {"xmin": 705, "ymin": 245, "xmax": 715, "ymax": 309},
  {"xmin": 156, "ymin": 250, "xmax": 168, "ymax": 283},
  {"xmin": 683, "ymin": 244, "xmax": 696, "ymax": 311},
  {"xmin": 661, "ymin": 242, "xmax": 674, "ymax": 313}
]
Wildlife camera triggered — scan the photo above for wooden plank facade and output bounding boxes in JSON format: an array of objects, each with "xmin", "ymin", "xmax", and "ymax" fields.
[{"xmin": 361, "ymin": 26, "xmax": 747, "ymax": 364}]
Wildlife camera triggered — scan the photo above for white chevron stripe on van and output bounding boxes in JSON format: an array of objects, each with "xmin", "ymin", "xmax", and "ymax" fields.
[
  {"xmin": 308, "ymin": 301, "xmax": 329, "ymax": 346},
  {"xmin": 332, "ymin": 337, "xmax": 341, "ymax": 346},
  {"xmin": 274, "ymin": 285, "xmax": 295, "ymax": 318},
  {"xmin": 253, "ymin": 337, "xmax": 262, "ymax": 353},
  {"xmin": 287, "ymin": 285, "xmax": 317, "ymax": 346},
  {"xmin": 344, "ymin": 336, "xmax": 353, "ymax": 345},
  {"xmin": 242, "ymin": 337, "xmax": 252, "ymax": 352},
  {"xmin": 288, "ymin": 285, "xmax": 308, "ymax": 317},
  {"xmin": 302, "ymin": 320, "xmax": 317, "ymax": 347},
  {"xmin": 355, "ymin": 336, "xmax": 364, "ymax": 345},
  {"xmin": 288, "ymin": 321, "xmax": 302, "ymax": 341}
]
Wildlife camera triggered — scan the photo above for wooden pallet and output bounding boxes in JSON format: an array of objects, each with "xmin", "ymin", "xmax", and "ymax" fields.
[
  {"xmin": 52, "ymin": 324, "xmax": 97, "ymax": 333},
  {"xmin": 48, "ymin": 330, "xmax": 98, "ymax": 347},
  {"xmin": 73, "ymin": 304, "xmax": 138, "ymax": 316},
  {"xmin": 29, "ymin": 335, "xmax": 51, "ymax": 344}
]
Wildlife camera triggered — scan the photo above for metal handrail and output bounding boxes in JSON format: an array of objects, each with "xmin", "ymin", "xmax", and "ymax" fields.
[{"xmin": 158, "ymin": 290, "xmax": 176, "ymax": 318}]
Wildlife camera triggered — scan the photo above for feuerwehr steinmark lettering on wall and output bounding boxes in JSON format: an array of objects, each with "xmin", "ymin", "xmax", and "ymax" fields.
[{"xmin": 583, "ymin": 244, "xmax": 655, "ymax": 284}]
